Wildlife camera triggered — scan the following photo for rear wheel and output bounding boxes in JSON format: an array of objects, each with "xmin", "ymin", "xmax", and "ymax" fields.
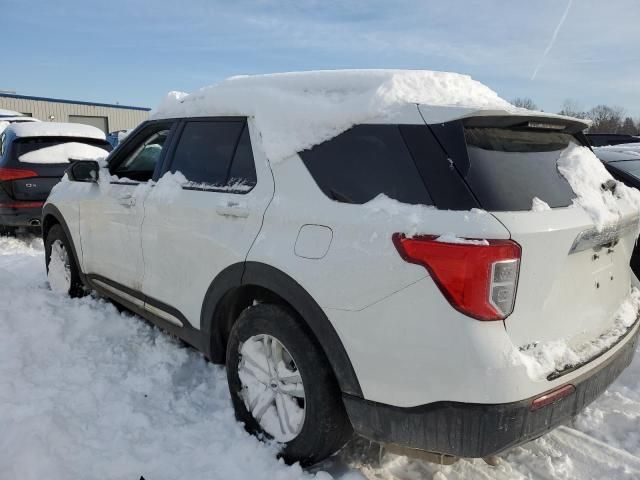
[
  {"xmin": 0, "ymin": 226, "xmax": 16, "ymax": 237},
  {"xmin": 226, "ymin": 303, "xmax": 352, "ymax": 466},
  {"xmin": 45, "ymin": 224, "xmax": 84, "ymax": 297}
]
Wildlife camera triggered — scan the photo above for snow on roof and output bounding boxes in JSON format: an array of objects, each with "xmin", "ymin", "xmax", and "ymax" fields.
[
  {"xmin": 7, "ymin": 122, "xmax": 106, "ymax": 140},
  {"xmin": 152, "ymin": 69, "xmax": 517, "ymax": 162},
  {"xmin": 0, "ymin": 108, "xmax": 23, "ymax": 117},
  {"xmin": 152, "ymin": 70, "xmax": 590, "ymax": 162}
]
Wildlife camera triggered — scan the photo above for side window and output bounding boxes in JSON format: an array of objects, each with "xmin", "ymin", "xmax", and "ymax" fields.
[
  {"xmin": 170, "ymin": 120, "xmax": 256, "ymax": 192},
  {"xmin": 112, "ymin": 129, "xmax": 170, "ymax": 182},
  {"xmin": 299, "ymin": 125, "xmax": 433, "ymax": 205}
]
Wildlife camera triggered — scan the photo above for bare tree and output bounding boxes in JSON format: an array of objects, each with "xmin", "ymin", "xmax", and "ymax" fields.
[
  {"xmin": 587, "ymin": 105, "xmax": 625, "ymax": 133},
  {"xmin": 619, "ymin": 117, "xmax": 637, "ymax": 135},
  {"xmin": 511, "ymin": 97, "xmax": 538, "ymax": 110},
  {"xmin": 558, "ymin": 99, "xmax": 587, "ymax": 119}
]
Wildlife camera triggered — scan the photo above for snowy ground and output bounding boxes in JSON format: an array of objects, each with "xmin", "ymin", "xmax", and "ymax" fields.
[{"xmin": 1, "ymin": 234, "xmax": 639, "ymax": 480}]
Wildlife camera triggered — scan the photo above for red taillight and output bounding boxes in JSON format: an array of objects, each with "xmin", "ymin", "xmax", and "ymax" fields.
[
  {"xmin": 0, "ymin": 167, "xmax": 38, "ymax": 181},
  {"xmin": 530, "ymin": 384, "xmax": 575, "ymax": 411},
  {"xmin": 0, "ymin": 201, "xmax": 44, "ymax": 209},
  {"xmin": 393, "ymin": 234, "xmax": 521, "ymax": 321}
]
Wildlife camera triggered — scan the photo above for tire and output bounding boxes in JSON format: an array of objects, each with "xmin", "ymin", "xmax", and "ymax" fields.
[
  {"xmin": 226, "ymin": 303, "xmax": 352, "ymax": 466},
  {"xmin": 45, "ymin": 224, "xmax": 85, "ymax": 298},
  {"xmin": 0, "ymin": 225, "xmax": 16, "ymax": 237}
]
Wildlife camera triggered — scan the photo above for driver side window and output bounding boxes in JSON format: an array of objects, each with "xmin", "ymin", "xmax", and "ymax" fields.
[{"xmin": 111, "ymin": 128, "xmax": 170, "ymax": 182}]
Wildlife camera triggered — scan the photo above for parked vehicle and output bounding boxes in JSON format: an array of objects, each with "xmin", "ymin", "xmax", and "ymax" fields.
[
  {"xmin": 106, "ymin": 129, "xmax": 132, "ymax": 148},
  {"xmin": 0, "ymin": 108, "xmax": 39, "ymax": 134},
  {"xmin": 587, "ymin": 133, "xmax": 640, "ymax": 147},
  {"xmin": 42, "ymin": 71, "xmax": 640, "ymax": 466},
  {"xmin": 0, "ymin": 122, "xmax": 110, "ymax": 234}
]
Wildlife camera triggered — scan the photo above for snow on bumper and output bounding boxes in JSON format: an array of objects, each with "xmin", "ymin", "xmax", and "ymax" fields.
[{"xmin": 515, "ymin": 287, "xmax": 640, "ymax": 381}]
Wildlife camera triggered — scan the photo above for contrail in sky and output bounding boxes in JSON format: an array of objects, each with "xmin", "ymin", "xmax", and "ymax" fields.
[{"xmin": 531, "ymin": 0, "xmax": 573, "ymax": 80}]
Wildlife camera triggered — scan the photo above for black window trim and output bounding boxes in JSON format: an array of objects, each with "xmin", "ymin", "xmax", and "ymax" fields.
[{"xmin": 159, "ymin": 116, "xmax": 257, "ymax": 195}]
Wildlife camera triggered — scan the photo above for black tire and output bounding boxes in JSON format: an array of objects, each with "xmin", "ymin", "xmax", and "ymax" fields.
[
  {"xmin": 44, "ymin": 224, "xmax": 85, "ymax": 298},
  {"xmin": 226, "ymin": 303, "xmax": 352, "ymax": 466},
  {"xmin": 0, "ymin": 225, "xmax": 16, "ymax": 237}
]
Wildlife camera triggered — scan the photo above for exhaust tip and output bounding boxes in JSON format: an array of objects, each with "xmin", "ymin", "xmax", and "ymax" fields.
[{"xmin": 29, "ymin": 219, "xmax": 41, "ymax": 227}]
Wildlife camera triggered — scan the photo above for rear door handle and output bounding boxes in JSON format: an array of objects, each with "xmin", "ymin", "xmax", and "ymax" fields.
[
  {"xmin": 216, "ymin": 200, "xmax": 249, "ymax": 218},
  {"xmin": 118, "ymin": 194, "xmax": 136, "ymax": 207}
]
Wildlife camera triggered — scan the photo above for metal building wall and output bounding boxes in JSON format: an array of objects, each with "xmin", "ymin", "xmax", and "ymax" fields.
[{"xmin": 0, "ymin": 95, "xmax": 150, "ymax": 132}]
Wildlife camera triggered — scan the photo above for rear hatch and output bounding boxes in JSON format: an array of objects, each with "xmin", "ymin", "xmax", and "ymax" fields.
[
  {"xmin": 3, "ymin": 136, "xmax": 110, "ymax": 201},
  {"xmin": 422, "ymin": 111, "xmax": 639, "ymax": 367}
]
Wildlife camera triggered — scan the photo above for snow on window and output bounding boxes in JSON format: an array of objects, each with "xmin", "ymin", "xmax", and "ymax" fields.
[
  {"xmin": 531, "ymin": 197, "xmax": 552, "ymax": 212},
  {"xmin": 152, "ymin": 70, "xmax": 514, "ymax": 163},
  {"xmin": 18, "ymin": 143, "xmax": 109, "ymax": 164},
  {"xmin": 558, "ymin": 144, "xmax": 640, "ymax": 231}
]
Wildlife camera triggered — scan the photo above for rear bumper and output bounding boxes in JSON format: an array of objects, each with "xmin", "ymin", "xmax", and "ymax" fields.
[
  {"xmin": 343, "ymin": 326, "xmax": 639, "ymax": 458},
  {"xmin": 0, "ymin": 204, "xmax": 44, "ymax": 227}
]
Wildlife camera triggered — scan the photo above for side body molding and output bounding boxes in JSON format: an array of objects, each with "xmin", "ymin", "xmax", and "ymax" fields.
[{"xmin": 201, "ymin": 261, "xmax": 363, "ymax": 398}]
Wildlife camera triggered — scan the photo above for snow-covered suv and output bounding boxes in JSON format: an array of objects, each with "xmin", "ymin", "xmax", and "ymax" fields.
[{"xmin": 42, "ymin": 70, "xmax": 640, "ymax": 465}]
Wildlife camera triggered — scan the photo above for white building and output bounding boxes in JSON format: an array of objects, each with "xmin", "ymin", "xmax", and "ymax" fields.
[{"xmin": 0, "ymin": 92, "xmax": 150, "ymax": 133}]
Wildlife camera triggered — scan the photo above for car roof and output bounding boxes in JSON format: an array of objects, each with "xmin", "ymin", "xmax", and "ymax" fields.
[{"xmin": 6, "ymin": 121, "xmax": 106, "ymax": 140}]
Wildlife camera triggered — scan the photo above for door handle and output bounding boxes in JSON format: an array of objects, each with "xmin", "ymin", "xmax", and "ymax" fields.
[
  {"xmin": 216, "ymin": 200, "xmax": 249, "ymax": 218},
  {"xmin": 118, "ymin": 194, "xmax": 136, "ymax": 207}
]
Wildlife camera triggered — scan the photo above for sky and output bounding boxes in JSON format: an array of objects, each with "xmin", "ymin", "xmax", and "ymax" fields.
[{"xmin": 2, "ymin": 0, "xmax": 640, "ymax": 116}]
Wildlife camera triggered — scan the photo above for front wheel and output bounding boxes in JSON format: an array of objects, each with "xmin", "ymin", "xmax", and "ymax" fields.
[
  {"xmin": 226, "ymin": 304, "xmax": 352, "ymax": 466},
  {"xmin": 45, "ymin": 224, "xmax": 84, "ymax": 297}
]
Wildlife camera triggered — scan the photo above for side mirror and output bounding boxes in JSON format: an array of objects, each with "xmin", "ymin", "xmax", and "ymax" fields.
[{"xmin": 67, "ymin": 160, "xmax": 99, "ymax": 183}]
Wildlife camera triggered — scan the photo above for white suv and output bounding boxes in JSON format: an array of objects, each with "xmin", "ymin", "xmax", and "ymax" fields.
[{"xmin": 43, "ymin": 71, "xmax": 640, "ymax": 466}]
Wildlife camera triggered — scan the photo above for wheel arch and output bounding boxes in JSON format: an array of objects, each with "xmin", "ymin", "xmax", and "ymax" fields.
[
  {"xmin": 201, "ymin": 261, "xmax": 363, "ymax": 398},
  {"xmin": 42, "ymin": 204, "xmax": 85, "ymax": 282}
]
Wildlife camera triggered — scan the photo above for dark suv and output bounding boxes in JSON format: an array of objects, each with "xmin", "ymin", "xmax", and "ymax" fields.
[{"xmin": 0, "ymin": 122, "xmax": 110, "ymax": 234}]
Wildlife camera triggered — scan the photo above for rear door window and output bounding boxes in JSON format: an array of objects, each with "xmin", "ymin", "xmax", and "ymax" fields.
[
  {"xmin": 463, "ymin": 128, "xmax": 578, "ymax": 211},
  {"xmin": 299, "ymin": 125, "xmax": 433, "ymax": 205},
  {"xmin": 169, "ymin": 120, "xmax": 256, "ymax": 192}
]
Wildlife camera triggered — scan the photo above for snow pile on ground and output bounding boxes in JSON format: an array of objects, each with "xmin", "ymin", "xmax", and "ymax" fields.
[
  {"xmin": 558, "ymin": 144, "xmax": 640, "ymax": 230},
  {"xmin": 8, "ymin": 121, "xmax": 106, "ymax": 140},
  {"xmin": 531, "ymin": 197, "xmax": 552, "ymax": 212},
  {"xmin": 152, "ymin": 70, "xmax": 513, "ymax": 162},
  {"xmin": 18, "ymin": 142, "xmax": 109, "ymax": 164},
  {"xmin": 1, "ymin": 235, "xmax": 640, "ymax": 480},
  {"xmin": 515, "ymin": 288, "xmax": 640, "ymax": 380}
]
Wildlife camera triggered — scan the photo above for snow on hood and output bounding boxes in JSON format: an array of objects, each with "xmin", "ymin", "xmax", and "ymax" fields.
[
  {"xmin": 152, "ymin": 69, "xmax": 516, "ymax": 162},
  {"xmin": 8, "ymin": 122, "xmax": 106, "ymax": 140},
  {"xmin": 19, "ymin": 143, "xmax": 109, "ymax": 164}
]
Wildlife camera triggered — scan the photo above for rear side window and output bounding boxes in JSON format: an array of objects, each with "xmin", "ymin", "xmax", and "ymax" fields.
[
  {"xmin": 300, "ymin": 125, "xmax": 433, "ymax": 205},
  {"xmin": 170, "ymin": 120, "xmax": 256, "ymax": 191},
  {"xmin": 463, "ymin": 128, "xmax": 577, "ymax": 211}
]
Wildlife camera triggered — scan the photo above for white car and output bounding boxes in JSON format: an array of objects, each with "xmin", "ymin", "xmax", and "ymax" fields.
[{"xmin": 42, "ymin": 70, "xmax": 640, "ymax": 466}]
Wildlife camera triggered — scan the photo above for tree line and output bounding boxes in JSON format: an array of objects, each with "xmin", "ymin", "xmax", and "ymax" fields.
[{"xmin": 511, "ymin": 98, "xmax": 639, "ymax": 135}]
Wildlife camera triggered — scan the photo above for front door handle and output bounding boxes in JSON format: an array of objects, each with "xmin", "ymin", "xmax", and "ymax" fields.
[
  {"xmin": 216, "ymin": 200, "xmax": 249, "ymax": 218},
  {"xmin": 118, "ymin": 194, "xmax": 136, "ymax": 207}
]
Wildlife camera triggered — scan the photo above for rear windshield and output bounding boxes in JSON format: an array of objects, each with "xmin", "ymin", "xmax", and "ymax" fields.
[
  {"xmin": 463, "ymin": 128, "xmax": 578, "ymax": 211},
  {"xmin": 15, "ymin": 137, "xmax": 112, "ymax": 157}
]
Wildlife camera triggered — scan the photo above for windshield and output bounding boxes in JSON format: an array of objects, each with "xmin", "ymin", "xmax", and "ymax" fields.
[
  {"xmin": 463, "ymin": 128, "xmax": 578, "ymax": 211},
  {"xmin": 608, "ymin": 160, "xmax": 640, "ymax": 181}
]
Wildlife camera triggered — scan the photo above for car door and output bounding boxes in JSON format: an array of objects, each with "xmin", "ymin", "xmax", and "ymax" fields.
[
  {"xmin": 80, "ymin": 120, "xmax": 176, "ymax": 291},
  {"xmin": 140, "ymin": 117, "xmax": 274, "ymax": 329}
]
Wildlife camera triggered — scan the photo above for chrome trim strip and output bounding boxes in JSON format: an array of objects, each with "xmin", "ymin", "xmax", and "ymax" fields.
[
  {"xmin": 144, "ymin": 303, "xmax": 183, "ymax": 327},
  {"xmin": 93, "ymin": 279, "xmax": 145, "ymax": 309},
  {"xmin": 92, "ymin": 279, "xmax": 183, "ymax": 327}
]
